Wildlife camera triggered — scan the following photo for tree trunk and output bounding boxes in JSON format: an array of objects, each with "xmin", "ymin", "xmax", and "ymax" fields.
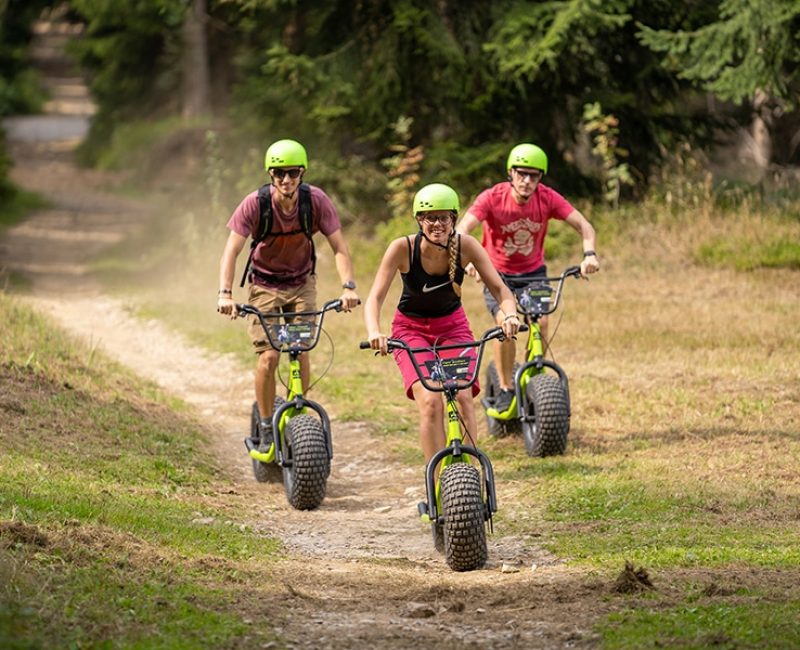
[
  {"xmin": 182, "ymin": 0, "xmax": 210, "ymax": 119},
  {"xmin": 749, "ymin": 88, "xmax": 773, "ymax": 178}
]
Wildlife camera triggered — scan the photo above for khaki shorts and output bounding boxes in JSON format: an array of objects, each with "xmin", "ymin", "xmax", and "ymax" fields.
[{"xmin": 247, "ymin": 276, "xmax": 317, "ymax": 354}]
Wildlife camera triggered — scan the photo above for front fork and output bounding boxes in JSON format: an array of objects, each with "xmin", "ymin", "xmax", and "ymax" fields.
[
  {"xmin": 514, "ymin": 323, "xmax": 571, "ymax": 419},
  {"xmin": 417, "ymin": 398, "xmax": 498, "ymax": 526},
  {"xmin": 244, "ymin": 353, "xmax": 334, "ymax": 465}
]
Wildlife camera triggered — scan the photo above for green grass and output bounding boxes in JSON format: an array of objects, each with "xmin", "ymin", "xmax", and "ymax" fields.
[
  {"xmin": 600, "ymin": 601, "xmax": 800, "ymax": 649},
  {"xmin": 0, "ymin": 293, "xmax": 281, "ymax": 649},
  {"xmin": 696, "ymin": 233, "xmax": 800, "ymax": 270}
]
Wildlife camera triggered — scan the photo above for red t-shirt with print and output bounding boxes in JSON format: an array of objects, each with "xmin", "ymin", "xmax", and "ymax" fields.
[
  {"xmin": 468, "ymin": 182, "xmax": 573, "ymax": 274},
  {"xmin": 227, "ymin": 184, "xmax": 341, "ymax": 287}
]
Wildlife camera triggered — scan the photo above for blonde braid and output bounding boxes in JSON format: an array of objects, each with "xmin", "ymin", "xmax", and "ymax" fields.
[{"xmin": 448, "ymin": 228, "xmax": 461, "ymax": 297}]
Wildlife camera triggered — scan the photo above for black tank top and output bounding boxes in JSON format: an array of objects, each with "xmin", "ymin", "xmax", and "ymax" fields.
[{"xmin": 398, "ymin": 233, "xmax": 465, "ymax": 318}]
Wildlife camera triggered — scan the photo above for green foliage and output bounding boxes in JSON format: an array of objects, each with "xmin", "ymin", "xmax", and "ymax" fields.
[
  {"xmin": 15, "ymin": 0, "xmax": 800, "ymax": 207},
  {"xmin": 581, "ymin": 102, "xmax": 633, "ymax": 207},
  {"xmin": 231, "ymin": 1, "xmax": 492, "ymax": 146},
  {"xmin": 0, "ymin": 0, "xmax": 51, "ymax": 197},
  {"xmin": 637, "ymin": 0, "xmax": 800, "ymax": 106},
  {"xmin": 0, "ymin": 0, "xmax": 51, "ymax": 116},
  {"xmin": 381, "ymin": 116, "xmax": 423, "ymax": 221},
  {"xmin": 69, "ymin": 0, "xmax": 186, "ymax": 163},
  {"xmin": 0, "ymin": 67, "xmax": 46, "ymax": 116},
  {"xmin": 484, "ymin": 0, "xmax": 633, "ymax": 82}
]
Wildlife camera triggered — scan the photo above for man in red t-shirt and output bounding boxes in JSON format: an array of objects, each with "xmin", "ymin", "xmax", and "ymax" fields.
[
  {"xmin": 217, "ymin": 139, "xmax": 359, "ymax": 446},
  {"xmin": 456, "ymin": 143, "xmax": 599, "ymax": 418}
]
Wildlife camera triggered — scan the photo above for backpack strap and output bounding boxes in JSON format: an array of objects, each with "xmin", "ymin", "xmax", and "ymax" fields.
[
  {"xmin": 239, "ymin": 183, "xmax": 315, "ymax": 287},
  {"xmin": 297, "ymin": 183, "xmax": 316, "ymax": 275},
  {"xmin": 239, "ymin": 183, "xmax": 273, "ymax": 287},
  {"xmin": 255, "ymin": 183, "xmax": 274, "ymax": 243}
]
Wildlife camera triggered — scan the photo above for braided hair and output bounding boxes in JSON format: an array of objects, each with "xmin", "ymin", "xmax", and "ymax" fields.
[{"xmin": 447, "ymin": 230, "xmax": 461, "ymax": 297}]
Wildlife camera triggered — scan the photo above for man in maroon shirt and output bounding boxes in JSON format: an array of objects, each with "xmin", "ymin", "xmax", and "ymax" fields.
[
  {"xmin": 216, "ymin": 139, "xmax": 359, "ymax": 444},
  {"xmin": 456, "ymin": 143, "xmax": 599, "ymax": 418}
]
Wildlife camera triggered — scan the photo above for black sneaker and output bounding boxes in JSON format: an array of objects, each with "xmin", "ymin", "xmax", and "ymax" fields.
[
  {"xmin": 257, "ymin": 419, "xmax": 274, "ymax": 449},
  {"xmin": 488, "ymin": 388, "xmax": 516, "ymax": 419}
]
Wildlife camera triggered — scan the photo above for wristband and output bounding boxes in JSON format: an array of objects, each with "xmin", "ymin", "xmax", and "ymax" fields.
[
  {"xmin": 218, "ymin": 289, "xmax": 232, "ymax": 296},
  {"xmin": 583, "ymin": 250, "xmax": 596, "ymax": 258},
  {"xmin": 503, "ymin": 313, "xmax": 519, "ymax": 322}
]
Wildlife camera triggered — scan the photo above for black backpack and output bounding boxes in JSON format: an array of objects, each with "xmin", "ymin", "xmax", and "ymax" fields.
[{"xmin": 239, "ymin": 182, "xmax": 315, "ymax": 287}]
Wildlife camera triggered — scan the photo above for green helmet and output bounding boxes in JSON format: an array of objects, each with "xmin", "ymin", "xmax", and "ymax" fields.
[
  {"xmin": 413, "ymin": 183, "xmax": 460, "ymax": 214},
  {"xmin": 264, "ymin": 139, "xmax": 308, "ymax": 170},
  {"xmin": 507, "ymin": 143, "xmax": 548, "ymax": 174}
]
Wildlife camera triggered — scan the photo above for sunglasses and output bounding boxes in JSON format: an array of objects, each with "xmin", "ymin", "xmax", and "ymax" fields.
[
  {"xmin": 271, "ymin": 168, "xmax": 303, "ymax": 180},
  {"xmin": 419, "ymin": 214, "xmax": 454, "ymax": 225},
  {"xmin": 513, "ymin": 168, "xmax": 543, "ymax": 181}
]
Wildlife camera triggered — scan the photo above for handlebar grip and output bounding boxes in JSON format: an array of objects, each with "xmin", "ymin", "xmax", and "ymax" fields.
[
  {"xmin": 235, "ymin": 303, "xmax": 256, "ymax": 316},
  {"xmin": 358, "ymin": 341, "xmax": 371, "ymax": 349},
  {"xmin": 337, "ymin": 298, "xmax": 362, "ymax": 311}
]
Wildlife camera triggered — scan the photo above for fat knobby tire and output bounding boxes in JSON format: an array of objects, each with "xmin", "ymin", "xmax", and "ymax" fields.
[
  {"xmin": 440, "ymin": 463, "xmax": 488, "ymax": 571},
  {"xmin": 484, "ymin": 361, "xmax": 521, "ymax": 438},
  {"xmin": 251, "ymin": 399, "xmax": 283, "ymax": 483},
  {"xmin": 283, "ymin": 413, "xmax": 329, "ymax": 510},
  {"xmin": 523, "ymin": 373, "xmax": 569, "ymax": 457}
]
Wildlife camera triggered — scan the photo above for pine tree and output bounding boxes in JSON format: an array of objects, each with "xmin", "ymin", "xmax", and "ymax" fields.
[{"xmin": 637, "ymin": 0, "xmax": 800, "ymax": 106}]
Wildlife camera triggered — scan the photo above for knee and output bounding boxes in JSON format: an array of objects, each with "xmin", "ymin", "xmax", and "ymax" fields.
[
  {"xmin": 456, "ymin": 391, "xmax": 475, "ymax": 414},
  {"xmin": 417, "ymin": 392, "xmax": 443, "ymax": 420},
  {"xmin": 257, "ymin": 351, "xmax": 279, "ymax": 373}
]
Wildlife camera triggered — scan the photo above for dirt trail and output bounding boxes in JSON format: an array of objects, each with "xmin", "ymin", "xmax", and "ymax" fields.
[{"xmin": 0, "ymin": 15, "xmax": 607, "ymax": 649}]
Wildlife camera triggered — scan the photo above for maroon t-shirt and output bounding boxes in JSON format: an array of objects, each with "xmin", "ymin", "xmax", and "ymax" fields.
[
  {"xmin": 468, "ymin": 182, "xmax": 573, "ymax": 274},
  {"xmin": 227, "ymin": 184, "xmax": 341, "ymax": 287}
]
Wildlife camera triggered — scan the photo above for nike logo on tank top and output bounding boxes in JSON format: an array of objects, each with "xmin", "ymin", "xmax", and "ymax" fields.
[{"xmin": 421, "ymin": 280, "xmax": 452, "ymax": 293}]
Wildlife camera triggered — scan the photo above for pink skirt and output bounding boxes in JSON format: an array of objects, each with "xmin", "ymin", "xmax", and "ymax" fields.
[{"xmin": 390, "ymin": 306, "xmax": 481, "ymax": 400}]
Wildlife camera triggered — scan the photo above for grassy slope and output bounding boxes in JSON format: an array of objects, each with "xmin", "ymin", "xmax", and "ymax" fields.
[{"xmin": 0, "ymin": 293, "xmax": 282, "ymax": 649}]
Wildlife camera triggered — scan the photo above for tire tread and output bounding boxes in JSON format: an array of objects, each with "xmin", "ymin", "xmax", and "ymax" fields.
[
  {"xmin": 440, "ymin": 463, "xmax": 487, "ymax": 571},
  {"xmin": 522, "ymin": 374, "xmax": 569, "ymax": 457}
]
